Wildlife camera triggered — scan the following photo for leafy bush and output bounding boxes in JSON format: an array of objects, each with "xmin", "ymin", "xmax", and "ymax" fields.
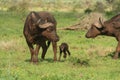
[
  {"xmin": 84, "ymin": 8, "xmax": 92, "ymax": 14},
  {"xmin": 112, "ymin": 0, "xmax": 120, "ymax": 14},
  {"xmin": 94, "ymin": 1, "xmax": 106, "ymax": 13}
]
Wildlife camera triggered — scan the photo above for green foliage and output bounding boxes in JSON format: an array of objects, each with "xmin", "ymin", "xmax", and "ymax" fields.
[
  {"xmin": 105, "ymin": 11, "xmax": 115, "ymax": 19},
  {"xmin": 84, "ymin": 8, "xmax": 92, "ymax": 14}
]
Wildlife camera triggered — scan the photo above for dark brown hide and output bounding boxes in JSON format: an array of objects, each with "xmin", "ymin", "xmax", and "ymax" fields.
[
  {"xmin": 59, "ymin": 43, "xmax": 71, "ymax": 61},
  {"xmin": 23, "ymin": 11, "xmax": 59, "ymax": 63},
  {"xmin": 85, "ymin": 14, "xmax": 120, "ymax": 59}
]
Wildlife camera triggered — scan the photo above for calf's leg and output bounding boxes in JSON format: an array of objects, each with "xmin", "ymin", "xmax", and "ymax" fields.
[
  {"xmin": 63, "ymin": 51, "xmax": 67, "ymax": 58},
  {"xmin": 67, "ymin": 50, "xmax": 71, "ymax": 56},
  {"xmin": 58, "ymin": 49, "xmax": 62, "ymax": 61}
]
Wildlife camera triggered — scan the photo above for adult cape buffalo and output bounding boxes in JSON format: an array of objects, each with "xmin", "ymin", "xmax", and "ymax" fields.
[
  {"xmin": 86, "ymin": 14, "xmax": 120, "ymax": 59},
  {"xmin": 23, "ymin": 11, "xmax": 59, "ymax": 63}
]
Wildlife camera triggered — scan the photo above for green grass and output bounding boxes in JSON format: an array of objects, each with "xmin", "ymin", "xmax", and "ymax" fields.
[{"xmin": 0, "ymin": 11, "xmax": 120, "ymax": 80}]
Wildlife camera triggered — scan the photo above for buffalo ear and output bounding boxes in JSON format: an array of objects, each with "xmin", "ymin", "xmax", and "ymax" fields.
[
  {"xmin": 31, "ymin": 11, "xmax": 37, "ymax": 19},
  {"xmin": 31, "ymin": 11, "xmax": 41, "ymax": 25}
]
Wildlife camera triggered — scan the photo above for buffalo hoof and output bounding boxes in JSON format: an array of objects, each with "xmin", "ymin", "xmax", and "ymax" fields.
[
  {"xmin": 30, "ymin": 61, "xmax": 38, "ymax": 65},
  {"xmin": 30, "ymin": 58, "xmax": 38, "ymax": 64},
  {"xmin": 63, "ymin": 55, "xmax": 67, "ymax": 58},
  {"xmin": 113, "ymin": 55, "xmax": 118, "ymax": 59},
  {"xmin": 41, "ymin": 57, "xmax": 45, "ymax": 60},
  {"xmin": 33, "ymin": 59, "xmax": 38, "ymax": 62},
  {"xmin": 58, "ymin": 59, "xmax": 60, "ymax": 61},
  {"xmin": 54, "ymin": 58, "xmax": 57, "ymax": 61}
]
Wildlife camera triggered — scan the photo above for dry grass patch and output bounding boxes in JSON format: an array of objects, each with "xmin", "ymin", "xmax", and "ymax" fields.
[
  {"xmin": 0, "ymin": 39, "xmax": 25, "ymax": 52},
  {"xmin": 87, "ymin": 45, "xmax": 114, "ymax": 57}
]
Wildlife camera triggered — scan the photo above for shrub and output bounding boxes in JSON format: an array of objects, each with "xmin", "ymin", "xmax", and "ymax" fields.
[
  {"xmin": 112, "ymin": 1, "xmax": 120, "ymax": 14},
  {"xmin": 68, "ymin": 56, "xmax": 90, "ymax": 66},
  {"xmin": 8, "ymin": 1, "xmax": 29, "ymax": 14},
  {"xmin": 94, "ymin": 1, "xmax": 106, "ymax": 13},
  {"xmin": 84, "ymin": 8, "xmax": 92, "ymax": 14}
]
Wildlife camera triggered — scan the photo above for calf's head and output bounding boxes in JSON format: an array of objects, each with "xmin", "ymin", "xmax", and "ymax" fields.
[{"xmin": 85, "ymin": 18, "xmax": 105, "ymax": 38}]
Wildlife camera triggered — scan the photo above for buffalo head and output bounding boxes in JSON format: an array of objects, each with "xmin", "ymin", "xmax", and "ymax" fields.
[
  {"xmin": 30, "ymin": 12, "xmax": 59, "ymax": 42},
  {"xmin": 31, "ymin": 12, "xmax": 59, "ymax": 42},
  {"xmin": 40, "ymin": 22, "xmax": 59, "ymax": 42},
  {"xmin": 85, "ymin": 18, "xmax": 105, "ymax": 38}
]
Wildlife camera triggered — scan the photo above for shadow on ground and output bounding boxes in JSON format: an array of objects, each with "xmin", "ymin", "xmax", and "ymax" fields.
[{"xmin": 25, "ymin": 58, "xmax": 65, "ymax": 63}]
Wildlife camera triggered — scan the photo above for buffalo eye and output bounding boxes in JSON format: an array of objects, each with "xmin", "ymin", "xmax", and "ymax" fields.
[
  {"xmin": 91, "ymin": 27, "xmax": 93, "ymax": 29},
  {"xmin": 47, "ymin": 27, "xmax": 54, "ymax": 32},
  {"xmin": 91, "ymin": 26, "xmax": 94, "ymax": 30}
]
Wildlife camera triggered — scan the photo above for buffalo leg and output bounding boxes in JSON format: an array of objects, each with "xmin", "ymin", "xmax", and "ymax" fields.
[
  {"xmin": 113, "ymin": 42, "xmax": 120, "ymax": 59},
  {"xmin": 26, "ymin": 41, "xmax": 34, "ymax": 62},
  {"xmin": 41, "ymin": 42, "xmax": 47, "ymax": 59},
  {"xmin": 33, "ymin": 44, "xmax": 40, "ymax": 63},
  {"xmin": 47, "ymin": 41, "xmax": 51, "ymax": 48},
  {"xmin": 52, "ymin": 42, "xmax": 57, "ymax": 61}
]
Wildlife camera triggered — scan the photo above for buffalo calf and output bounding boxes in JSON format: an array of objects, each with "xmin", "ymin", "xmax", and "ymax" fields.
[{"xmin": 59, "ymin": 43, "xmax": 71, "ymax": 61}]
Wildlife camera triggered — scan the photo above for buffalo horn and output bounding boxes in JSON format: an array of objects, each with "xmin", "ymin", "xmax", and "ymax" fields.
[
  {"xmin": 39, "ymin": 22, "xmax": 53, "ymax": 28},
  {"xmin": 36, "ymin": 19, "xmax": 41, "ymax": 24},
  {"xmin": 99, "ymin": 17, "xmax": 104, "ymax": 27}
]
